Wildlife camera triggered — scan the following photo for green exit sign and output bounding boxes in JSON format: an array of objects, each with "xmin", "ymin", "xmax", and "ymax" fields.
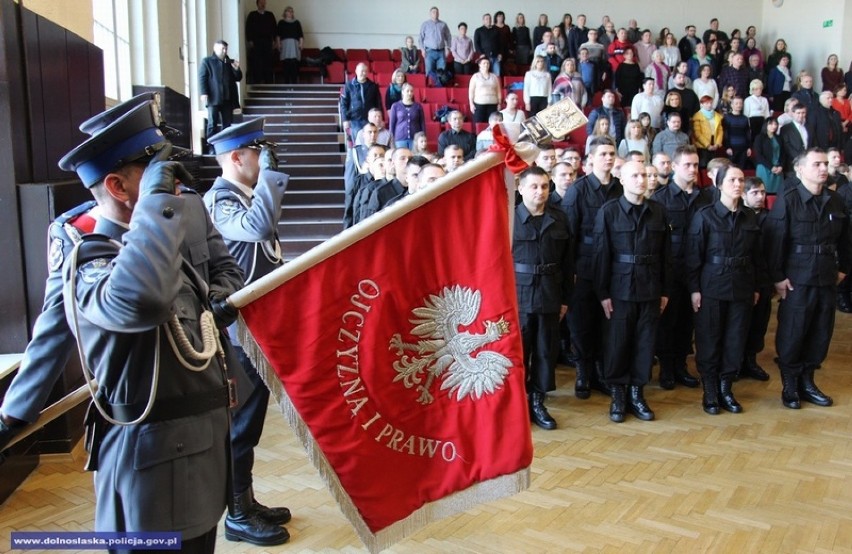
[{"xmin": 823, "ymin": 19, "xmax": 834, "ymax": 28}]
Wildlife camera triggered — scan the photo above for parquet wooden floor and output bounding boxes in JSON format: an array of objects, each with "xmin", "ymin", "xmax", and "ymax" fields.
[{"xmin": 4, "ymin": 303, "xmax": 852, "ymax": 553}]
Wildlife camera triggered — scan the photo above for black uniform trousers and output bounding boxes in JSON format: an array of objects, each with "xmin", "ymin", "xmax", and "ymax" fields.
[
  {"xmin": 230, "ymin": 344, "xmax": 271, "ymax": 494},
  {"xmin": 520, "ymin": 312, "xmax": 560, "ymax": 393},
  {"xmin": 776, "ymin": 284, "xmax": 837, "ymax": 378},
  {"xmin": 694, "ymin": 297, "xmax": 752, "ymax": 380},
  {"xmin": 744, "ymin": 287, "xmax": 773, "ymax": 356},
  {"xmin": 602, "ymin": 299, "xmax": 659, "ymax": 386},
  {"xmin": 656, "ymin": 279, "xmax": 694, "ymax": 364},
  {"xmin": 569, "ymin": 276, "xmax": 603, "ymax": 366}
]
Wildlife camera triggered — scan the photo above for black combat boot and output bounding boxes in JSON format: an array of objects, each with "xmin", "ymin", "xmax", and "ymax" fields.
[
  {"xmin": 674, "ymin": 359, "xmax": 700, "ymax": 388},
  {"xmin": 225, "ymin": 489, "xmax": 290, "ymax": 546},
  {"xmin": 799, "ymin": 368, "xmax": 833, "ymax": 407},
  {"xmin": 740, "ymin": 354, "xmax": 770, "ymax": 381},
  {"xmin": 701, "ymin": 376, "xmax": 720, "ymax": 415},
  {"xmin": 609, "ymin": 385, "xmax": 626, "ymax": 423},
  {"xmin": 837, "ymin": 291, "xmax": 852, "ymax": 313},
  {"xmin": 628, "ymin": 385, "xmax": 655, "ymax": 421},
  {"xmin": 558, "ymin": 339, "xmax": 577, "ymax": 367},
  {"xmin": 574, "ymin": 362, "xmax": 591, "ymax": 399},
  {"xmin": 251, "ymin": 493, "xmax": 291, "ymax": 525},
  {"xmin": 591, "ymin": 360, "xmax": 612, "ymax": 395},
  {"xmin": 719, "ymin": 377, "xmax": 743, "ymax": 413},
  {"xmin": 529, "ymin": 392, "xmax": 557, "ymax": 430},
  {"xmin": 781, "ymin": 372, "xmax": 801, "ymax": 409},
  {"xmin": 658, "ymin": 358, "xmax": 675, "ymax": 390}
]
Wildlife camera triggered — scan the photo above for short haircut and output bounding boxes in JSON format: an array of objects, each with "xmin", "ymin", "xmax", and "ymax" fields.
[
  {"xmin": 444, "ymin": 144, "xmax": 463, "ymax": 155},
  {"xmin": 672, "ymin": 144, "xmax": 698, "ymax": 163},
  {"xmin": 744, "ymin": 176, "xmax": 765, "ymax": 192},
  {"xmin": 408, "ymin": 156, "xmax": 430, "ymax": 168},
  {"xmin": 458, "ymin": 22, "xmax": 467, "ymax": 29},
  {"xmin": 552, "ymin": 161, "xmax": 574, "ymax": 173},
  {"xmin": 367, "ymin": 144, "xmax": 387, "ymax": 157},
  {"xmin": 627, "ymin": 150, "xmax": 645, "ymax": 161},
  {"xmin": 707, "ymin": 157, "xmax": 731, "ymax": 175},
  {"xmin": 488, "ymin": 111, "xmax": 504, "ymax": 123},
  {"xmin": 588, "ymin": 135, "xmax": 615, "ymax": 154},
  {"xmin": 215, "ymin": 39, "xmax": 228, "ymax": 47},
  {"xmin": 519, "ymin": 165, "xmax": 549, "ymax": 184}
]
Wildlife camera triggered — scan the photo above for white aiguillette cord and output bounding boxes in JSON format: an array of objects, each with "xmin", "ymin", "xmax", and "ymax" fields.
[{"xmin": 68, "ymin": 239, "xmax": 223, "ymax": 426}]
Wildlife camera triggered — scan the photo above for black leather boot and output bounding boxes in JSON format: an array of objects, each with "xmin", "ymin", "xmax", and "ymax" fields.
[
  {"xmin": 674, "ymin": 360, "xmax": 700, "ymax": 388},
  {"xmin": 591, "ymin": 360, "xmax": 612, "ymax": 395},
  {"xmin": 252, "ymin": 496, "xmax": 292, "ymax": 525},
  {"xmin": 574, "ymin": 362, "xmax": 591, "ymax": 399},
  {"xmin": 837, "ymin": 291, "xmax": 852, "ymax": 313},
  {"xmin": 658, "ymin": 358, "xmax": 675, "ymax": 390},
  {"xmin": 609, "ymin": 385, "xmax": 626, "ymax": 423},
  {"xmin": 740, "ymin": 354, "xmax": 770, "ymax": 381},
  {"xmin": 719, "ymin": 377, "xmax": 743, "ymax": 413},
  {"xmin": 702, "ymin": 376, "xmax": 720, "ymax": 415},
  {"xmin": 558, "ymin": 340, "xmax": 577, "ymax": 367},
  {"xmin": 799, "ymin": 368, "xmax": 833, "ymax": 406},
  {"xmin": 628, "ymin": 385, "xmax": 655, "ymax": 421},
  {"xmin": 529, "ymin": 392, "xmax": 557, "ymax": 430},
  {"xmin": 225, "ymin": 489, "xmax": 290, "ymax": 546},
  {"xmin": 781, "ymin": 372, "xmax": 800, "ymax": 409}
]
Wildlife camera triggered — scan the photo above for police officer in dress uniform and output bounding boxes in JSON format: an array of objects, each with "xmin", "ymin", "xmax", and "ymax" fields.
[
  {"xmin": 686, "ymin": 165, "xmax": 765, "ymax": 414},
  {"xmin": 0, "ymin": 94, "xmax": 245, "ymax": 463},
  {"xmin": 204, "ymin": 118, "xmax": 291, "ymax": 546},
  {"xmin": 651, "ymin": 145, "xmax": 713, "ymax": 390},
  {"xmin": 765, "ymin": 148, "xmax": 852, "ymax": 409},
  {"xmin": 594, "ymin": 160, "xmax": 672, "ymax": 423},
  {"xmin": 561, "ymin": 136, "xmax": 622, "ymax": 399},
  {"xmin": 56, "ymin": 101, "xmax": 235, "ymax": 554},
  {"xmin": 514, "ymin": 166, "xmax": 574, "ymax": 430}
]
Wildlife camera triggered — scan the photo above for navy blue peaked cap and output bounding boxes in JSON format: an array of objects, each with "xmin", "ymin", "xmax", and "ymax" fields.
[
  {"xmin": 207, "ymin": 117, "xmax": 272, "ymax": 155},
  {"xmin": 58, "ymin": 101, "xmax": 168, "ymax": 188}
]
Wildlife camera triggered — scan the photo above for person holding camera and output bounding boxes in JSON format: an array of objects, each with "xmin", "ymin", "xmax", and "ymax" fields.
[{"xmin": 199, "ymin": 39, "xmax": 243, "ymax": 145}]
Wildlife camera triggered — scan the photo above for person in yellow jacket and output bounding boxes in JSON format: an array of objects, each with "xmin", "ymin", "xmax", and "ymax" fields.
[{"xmin": 691, "ymin": 95, "xmax": 724, "ymax": 168}]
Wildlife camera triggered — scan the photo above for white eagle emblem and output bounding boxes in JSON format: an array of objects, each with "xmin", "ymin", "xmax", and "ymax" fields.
[{"xmin": 389, "ymin": 285, "xmax": 512, "ymax": 405}]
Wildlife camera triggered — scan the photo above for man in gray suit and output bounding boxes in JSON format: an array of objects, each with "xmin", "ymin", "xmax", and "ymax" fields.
[
  {"xmin": 204, "ymin": 118, "xmax": 291, "ymax": 546},
  {"xmin": 0, "ymin": 94, "xmax": 244, "ymax": 457},
  {"xmin": 56, "ymin": 100, "xmax": 237, "ymax": 552}
]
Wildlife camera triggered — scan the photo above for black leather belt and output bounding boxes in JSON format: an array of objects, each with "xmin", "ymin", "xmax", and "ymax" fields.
[
  {"xmin": 794, "ymin": 244, "xmax": 836, "ymax": 255},
  {"xmin": 615, "ymin": 254, "xmax": 659, "ymax": 264},
  {"xmin": 107, "ymin": 386, "xmax": 230, "ymax": 423},
  {"xmin": 709, "ymin": 255, "xmax": 750, "ymax": 268},
  {"xmin": 514, "ymin": 263, "xmax": 560, "ymax": 275}
]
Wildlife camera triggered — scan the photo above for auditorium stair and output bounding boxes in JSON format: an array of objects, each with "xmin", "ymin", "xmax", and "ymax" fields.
[{"xmin": 197, "ymin": 84, "xmax": 345, "ymax": 260}]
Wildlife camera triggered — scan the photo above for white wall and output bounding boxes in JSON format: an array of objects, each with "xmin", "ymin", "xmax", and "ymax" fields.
[
  {"xmin": 249, "ymin": 1, "xmax": 763, "ymax": 51},
  {"xmin": 762, "ymin": 0, "xmax": 851, "ymax": 82}
]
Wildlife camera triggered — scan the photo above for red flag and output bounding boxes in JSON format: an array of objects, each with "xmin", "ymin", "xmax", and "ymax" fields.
[{"xmin": 233, "ymin": 156, "xmax": 533, "ymax": 552}]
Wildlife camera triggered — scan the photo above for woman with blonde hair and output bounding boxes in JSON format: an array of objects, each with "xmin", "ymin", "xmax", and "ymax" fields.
[
  {"xmin": 552, "ymin": 58, "xmax": 588, "ymax": 108},
  {"xmin": 523, "ymin": 55, "xmax": 552, "ymax": 115},
  {"xmin": 822, "ymin": 54, "xmax": 843, "ymax": 93}
]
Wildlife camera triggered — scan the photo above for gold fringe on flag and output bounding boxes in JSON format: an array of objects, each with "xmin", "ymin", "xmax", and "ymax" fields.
[{"xmin": 237, "ymin": 314, "xmax": 530, "ymax": 553}]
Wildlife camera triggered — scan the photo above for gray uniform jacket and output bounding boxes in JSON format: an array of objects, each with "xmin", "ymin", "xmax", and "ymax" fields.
[
  {"xmin": 63, "ymin": 193, "xmax": 232, "ymax": 538},
  {"xmin": 2, "ymin": 189, "xmax": 244, "ymax": 424},
  {"xmin": 204, "ymin": 170, "xmax": 288, "ymax": 286}
]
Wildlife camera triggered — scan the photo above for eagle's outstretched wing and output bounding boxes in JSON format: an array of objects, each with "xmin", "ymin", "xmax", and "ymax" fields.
[
  {"xmin": 440, "ymin": 351, "xmax": 512, "ymax": 401},
  {"xmin": 409, "ymin": 285, "xmax": 481, "ymax": 340}
]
